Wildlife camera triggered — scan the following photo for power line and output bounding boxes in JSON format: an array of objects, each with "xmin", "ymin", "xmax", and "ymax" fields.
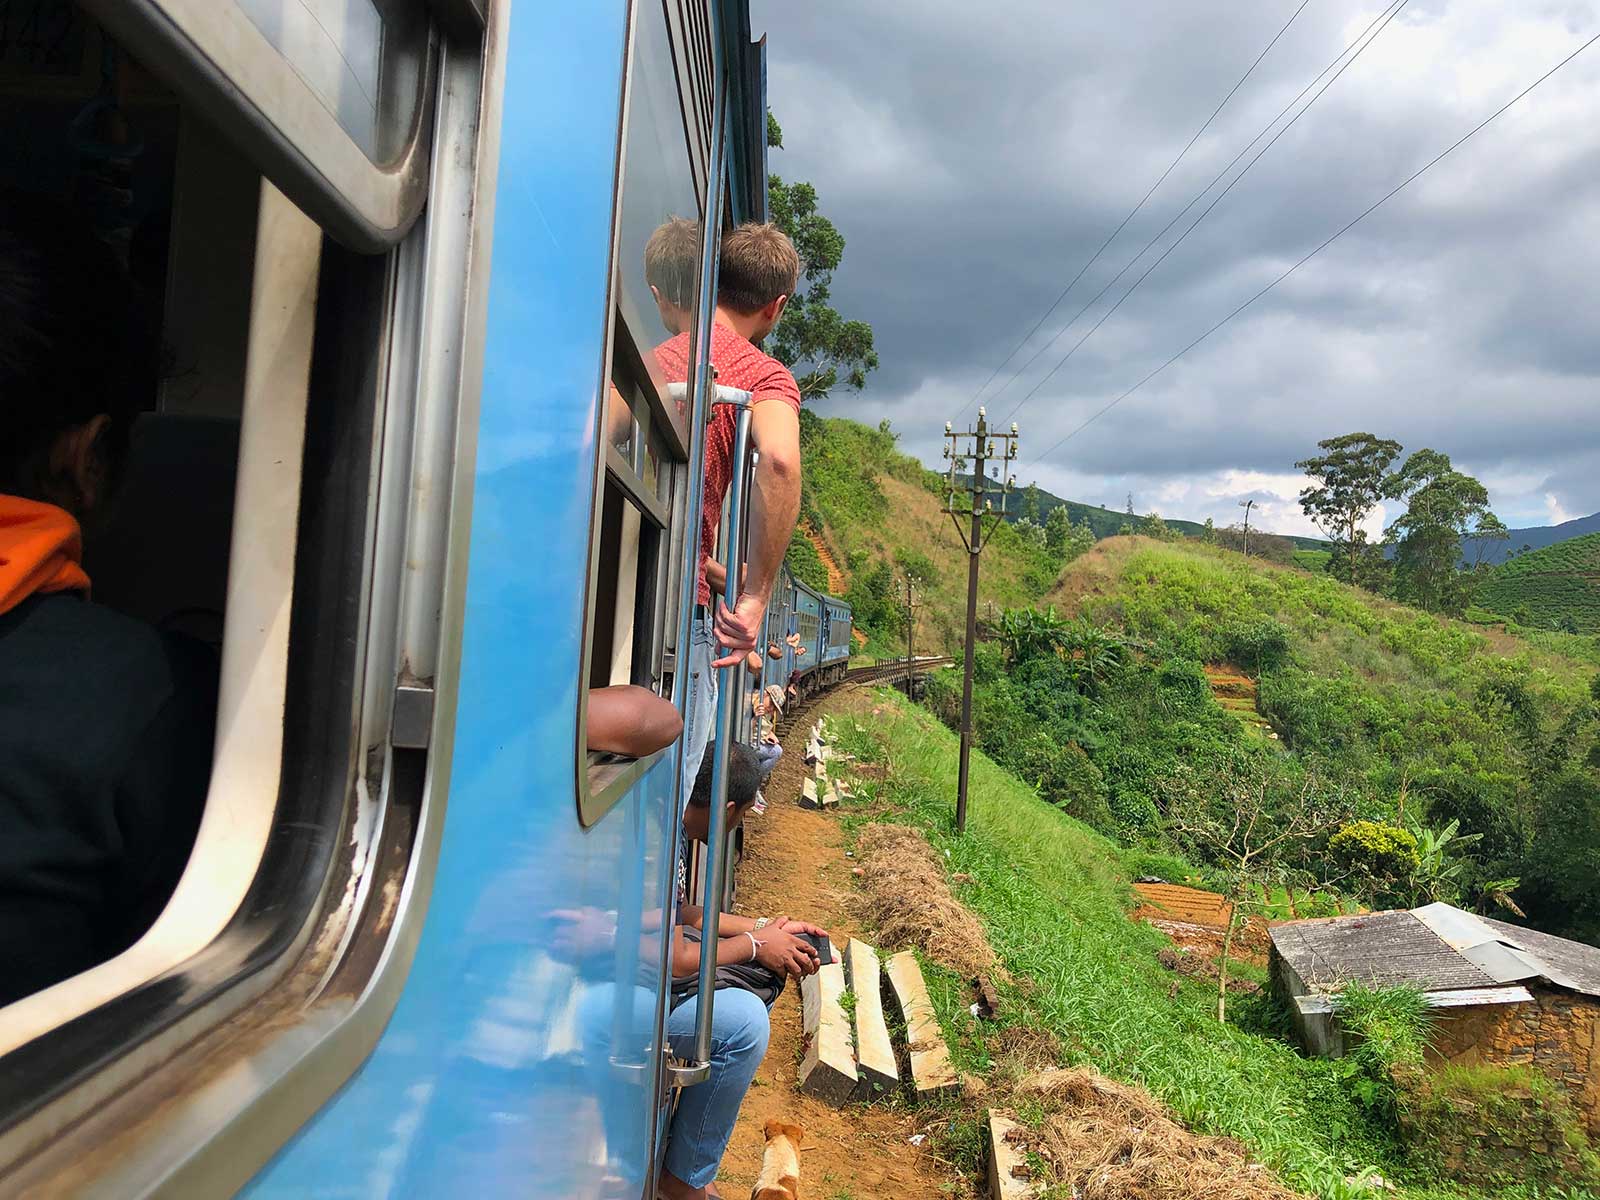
[
  {"xmin": 1002, "ymin": 0, "xmax": 1410, "ymax": 424},
  {"xmin": 1029, "ymin": 25, "xmax": 1600, "ymax": 466},
  {"xmin": 955, "ymin": 0, "xmax": 1315, "ymax": 424}
]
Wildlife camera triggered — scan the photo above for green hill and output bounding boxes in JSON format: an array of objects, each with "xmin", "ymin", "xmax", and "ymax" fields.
[
  {"xmin": 790, "ymin": 414, "xmax": 1068, "ymax": 654},
  {"xmin": 960, "ymin": 472, "xmax": 1331, "ymax": 550},
  {"xmin": 1474, "ymin": 531, "xmax": 1600, "ymax": 633}
]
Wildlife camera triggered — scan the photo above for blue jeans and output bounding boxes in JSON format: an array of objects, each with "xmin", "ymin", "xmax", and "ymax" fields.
[
  {"xmin": 681, "ymin": 612, "xmax": 717, "ymax": 802},
  {"xmin": 662, "ymin": 987, "xmax": 771, "ymax": 1187}
]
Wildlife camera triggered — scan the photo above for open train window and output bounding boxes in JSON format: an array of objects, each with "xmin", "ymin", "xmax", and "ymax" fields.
[
  {"xmin": 0, "ymin": 1, "xmax": 491, "ymax": 1190},
  {"xmin": 578, "ymin": 0, "xmax": 709, "ymax": 825}
]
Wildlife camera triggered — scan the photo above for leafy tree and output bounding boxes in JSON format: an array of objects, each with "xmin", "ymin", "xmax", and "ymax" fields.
[
  {"xmin": 1296, "ymin": 432, "xmax": 1403, "ymax": 587},
  {"xmin": 1020, "ymin": 482, "xmax": 1042, "ymax": 524},
  {"xmin": 1383, "ymin": 449, "xmax": 1500, "ymax": 615},
  {"xmin": 1169, "ymin": 764, "xmax": 1353, "ymax": 1021},
  {"xmin": 1046, "ymin": 507, "xmax": 1095, "ymax": 561},
  {"xmin": 766, "ymin": 114, "xmax": 878, "ymax": 400},
  {"xmin": 1202, "ymin": 517, "xmax": 1217, "ymax": 545}
]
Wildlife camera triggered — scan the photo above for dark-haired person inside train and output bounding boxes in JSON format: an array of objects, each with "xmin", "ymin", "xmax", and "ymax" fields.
[
  {"xmin": 0, "ymin": 202, "xmax": 218, "ymax": 1006},
  {"xmin": 653, "ymin": 222, "xmax": 805, "ymax": 807},
  {"xmin": 661, "ymin": 743, "xmax": 829, "ymax": 1200}
]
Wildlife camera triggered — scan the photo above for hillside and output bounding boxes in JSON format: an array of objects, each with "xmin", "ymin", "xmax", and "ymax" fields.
[
  {"xmin": 957, "ymin": 472, "xmax": 1331, "ymax": 549},
  {"xmin": 790, "ymin": 415, "xmax": 1064, "ymax": 654},
  {"xmin": 989, "ymin": 535, "xmax": 1598, "ymax": 945},
  {"xmin": 1464, "ymin": 509, "xmax": 1600, "ymax": 568},
  {"xmin": 1473, "ymin": 531, "xmax": 1600, "ymax": 633}
]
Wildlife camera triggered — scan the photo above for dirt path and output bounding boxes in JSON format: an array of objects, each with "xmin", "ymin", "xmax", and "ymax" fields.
[
  {"xmin": 714, "ymin": 689, "xmax": 950, "ymax": 1199},
  {"xmin": 799, "ymin": 518, "xmax": 847, "ymax": 595}
]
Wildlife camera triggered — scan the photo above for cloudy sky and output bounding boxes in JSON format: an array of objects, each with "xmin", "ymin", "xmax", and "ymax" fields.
[{"xmin": 752, "ymin": 0, "xmax": 1600, "ymax": 539}]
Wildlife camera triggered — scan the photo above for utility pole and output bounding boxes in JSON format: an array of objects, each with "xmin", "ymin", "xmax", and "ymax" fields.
[
  {"xmin": 900, "ymin": 572, "xmax": 922, "ymax": 688},
  {"xmin": 1238, "ymin": 498, "xmax": 1255, "ymax": 558},
  {"xmin": 943, "ymin": 407, "xmax": 1018, "ymax": 834}
]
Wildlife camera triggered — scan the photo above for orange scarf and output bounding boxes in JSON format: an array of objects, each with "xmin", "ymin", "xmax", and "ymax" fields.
[{"xmin": 0, "ymin": 495, "xmax": 91, "ymax": 616}]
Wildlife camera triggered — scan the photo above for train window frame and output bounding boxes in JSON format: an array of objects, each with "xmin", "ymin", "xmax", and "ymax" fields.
[
  {"xmin": 575, "ymin": 0, "xmax": 714, "ymax": 829},
  {"xmin": 0, "ymin": 10, "xmax": 501, "ymax": 1189},
  {"xmin": 78, "ymin": 0, "xmax": 438, "ymax": 252}
]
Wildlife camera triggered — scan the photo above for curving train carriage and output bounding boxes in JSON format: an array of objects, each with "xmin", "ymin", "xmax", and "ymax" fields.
[{"xmin": 0, "ymin": 1, "xmax": 846, "ymax": 1197}]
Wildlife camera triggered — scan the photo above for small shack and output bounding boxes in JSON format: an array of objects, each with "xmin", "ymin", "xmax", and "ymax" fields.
[{"xmin": 1270, "ymin": 902, "xmax": 1600, "ymax": 1136}]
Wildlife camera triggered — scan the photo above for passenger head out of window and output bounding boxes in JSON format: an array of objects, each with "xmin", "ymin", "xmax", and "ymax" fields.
[
  {"xmin": 681, "ymin": 741, "xmax": 761, "ymax": 842},
  {"xmin": 644, "ymin": 215, "xmax": 699, "ymax": 338},
  {"xmin": 0, "ymin": 201, "xmax": 218, "ymax": 1007},
  {"xmin": 588, "ymin": 684, "xmax": 682, "ymax": 759}
]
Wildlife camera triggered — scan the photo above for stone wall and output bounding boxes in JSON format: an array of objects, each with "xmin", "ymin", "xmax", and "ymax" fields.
[{"xmin": 1427, "ymin": 986, "xmax": 1600, "ymax": 1137}]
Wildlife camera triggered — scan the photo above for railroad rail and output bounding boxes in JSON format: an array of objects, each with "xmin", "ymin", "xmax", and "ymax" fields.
[{"xmin": 773, "ymin": 655, "xmax": 952, "ymax": 737}]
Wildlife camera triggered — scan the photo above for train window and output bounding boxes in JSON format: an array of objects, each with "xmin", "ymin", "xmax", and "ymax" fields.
[
  {"xmin": 0, "ymin": 3, "xmax": 491, "ymax": 1187},
  {"xmin": 578, "ymin": 0, "xmax": 710, "ymax": 824},
  {"xmin": 81, "ymin": 0, "xmax": 437, "ymax": 251}
]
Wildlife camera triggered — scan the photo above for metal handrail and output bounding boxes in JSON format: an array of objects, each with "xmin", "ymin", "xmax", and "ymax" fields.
[{"xmin": 660, "ymin": 67, "xmax": 729, "ymax": 1091}]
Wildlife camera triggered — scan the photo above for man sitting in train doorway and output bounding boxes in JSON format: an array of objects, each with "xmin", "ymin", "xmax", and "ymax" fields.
[
  {"xmin": 649, "ymin": 220, "xmax": 804, "ymax": 803},
  {"xmin": 664, "ymin": 743, "xmax": 828, "ymax": 1200}
]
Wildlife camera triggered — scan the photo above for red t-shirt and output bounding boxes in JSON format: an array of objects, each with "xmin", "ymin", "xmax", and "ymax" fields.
[{"xmin": 654, "ymin": 323, "xmax": 802, "ymax": 605}]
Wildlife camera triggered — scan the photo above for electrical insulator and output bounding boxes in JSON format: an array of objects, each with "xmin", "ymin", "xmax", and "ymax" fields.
[
  {"xmin": 977, "ymin": 406, "xmax": 986, "ymax": 419},
  {"xmin": 1011, "ymin": 422, "xmax": 1018, "ymax": 435},
  {"xmin": 945, "ymin": 420, "xmax": 953, "ymax": 433},
  {"xmin": 942, "ymin": 445, "xmax": 949, "ymax": 459}
]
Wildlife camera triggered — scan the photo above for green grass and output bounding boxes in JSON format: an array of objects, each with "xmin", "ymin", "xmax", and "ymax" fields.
[{"xmin": 844, "ymin": 687, "xmax": 1565, "ymax": 1200}]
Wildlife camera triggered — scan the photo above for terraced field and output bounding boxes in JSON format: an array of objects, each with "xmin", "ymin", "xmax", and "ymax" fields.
[
  {"xmin": 1203, "ymin": 664, "xmax": 1277, "ymax": 741},
  {"xmin": 1474, "ymin": 531, "xmax": 1600, "ymax": 632}
]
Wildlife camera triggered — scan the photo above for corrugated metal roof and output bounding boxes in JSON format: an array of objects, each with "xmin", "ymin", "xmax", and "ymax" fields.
[
  {"xmin": 1272, "ymin": 903, "xmax": 1600, "ymax": 999},
  {"xmin": 1271, "ymin": 911, "xmax": 1495, "ymax": 992}
]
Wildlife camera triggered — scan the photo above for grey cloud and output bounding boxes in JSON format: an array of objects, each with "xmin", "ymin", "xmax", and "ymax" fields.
[{"xmin": 754, "ymin": 0, "xmax": 1600, "ymax": 527}]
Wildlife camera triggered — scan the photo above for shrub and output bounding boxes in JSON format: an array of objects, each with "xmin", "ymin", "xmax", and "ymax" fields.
[{"xmin": 1329, "ymin": 821, "xmax": 1420, "ymax": 904}]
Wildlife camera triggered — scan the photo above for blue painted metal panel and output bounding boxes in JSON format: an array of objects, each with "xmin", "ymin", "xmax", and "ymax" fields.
[{"xmin": 243, "ymin": 5, "xmax": 677, "ymax": 1197}]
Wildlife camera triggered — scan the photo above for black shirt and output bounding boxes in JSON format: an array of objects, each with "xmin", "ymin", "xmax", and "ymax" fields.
[{"xmin": 0, "ymin": 593, "xmax": 217, "ymax": 1005}]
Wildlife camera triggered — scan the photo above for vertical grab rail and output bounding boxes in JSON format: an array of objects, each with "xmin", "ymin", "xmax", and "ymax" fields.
[
  {"xmin": 659, "ymin": 57, "xmax": 729, "ymax": 1091},
  {"xmin": 661, "ymin": 382, "xmax": 754, "ymax": 1090}
]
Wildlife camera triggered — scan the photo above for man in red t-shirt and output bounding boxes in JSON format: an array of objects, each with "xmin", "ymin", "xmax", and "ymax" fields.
[{"xmin": 653, "ymin": 222, "xmax": 803, "ymax": 806}]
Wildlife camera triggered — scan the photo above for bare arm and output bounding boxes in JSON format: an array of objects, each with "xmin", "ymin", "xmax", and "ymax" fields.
[
  {"xmin": 587, "ymin": 685, "xmax": 683, "ymax": 757},
  {"xmin": 711, "ymin": 399, "xmax": 801, "ymax": 667}
]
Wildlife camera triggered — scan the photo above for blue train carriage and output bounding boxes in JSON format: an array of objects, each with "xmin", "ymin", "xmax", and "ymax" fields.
[{"xmin": 0, "ymin": 1, "xmax": 771, "ymax": 1197}]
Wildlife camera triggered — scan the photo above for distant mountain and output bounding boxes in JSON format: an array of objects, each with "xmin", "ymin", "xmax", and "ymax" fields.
[
  {"xmin": 1473, "ymin": 531, "xmax": 1600, "ymax": 633},
  {"xmin": 958, "ymin": 475, "xmax": 1331, "ymax": 551},
  {"xmin": 1465, "ymin": 511, "xmax": 1600, "ymax": 568}
]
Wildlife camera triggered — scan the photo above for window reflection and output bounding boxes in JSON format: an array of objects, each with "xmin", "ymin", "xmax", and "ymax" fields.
[
  {"xmin": 616, "ymin": 0, "xmax": 702, "ymax": 427},
  {"xmin": 235, "ymin": 0, "xmax": 427, "ymax": 163}
]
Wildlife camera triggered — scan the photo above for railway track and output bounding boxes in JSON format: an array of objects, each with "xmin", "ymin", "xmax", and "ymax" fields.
[{"xmin": 774, "ymin": 655, "xmax": 952, "ymax": 736}]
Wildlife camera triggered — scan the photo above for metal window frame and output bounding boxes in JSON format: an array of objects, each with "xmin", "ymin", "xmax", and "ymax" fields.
[
  {"xmin": 0, "ymin": 14, "xmax": 502, "ymax": 1192},
  {"xmin": 79, "ymin": 0, "xmax": 438, "ymax": 253},
  {"xmin": 575, "ymin": 0, "xmax": 716, "ymax": 829}
]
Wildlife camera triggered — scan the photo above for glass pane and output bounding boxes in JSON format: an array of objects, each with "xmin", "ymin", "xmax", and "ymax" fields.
[
  {"xmin": 616, "ymin": 0, "xmax": 700, "ymax": 425},
  {"xmin": 235, "ymin": 0, "xmax": 426, "ymax": 163}
]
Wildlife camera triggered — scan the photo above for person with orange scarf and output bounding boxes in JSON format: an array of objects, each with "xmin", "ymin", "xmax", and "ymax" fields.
[{"xmin": 0, "ymin": 202, "xmax": 217, "ymax": 1006}]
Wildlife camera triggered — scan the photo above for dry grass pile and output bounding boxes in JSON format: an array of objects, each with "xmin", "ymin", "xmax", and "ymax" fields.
[
  {"xmin": 853, "ymin": 823, "xmax": 999, "ymax": 979},
  {"xmin": 1009, "ymin": 1068, "xmax": 1307, "ymax": 1200}
]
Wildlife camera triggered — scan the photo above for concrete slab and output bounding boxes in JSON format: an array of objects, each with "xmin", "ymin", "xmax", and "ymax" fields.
[
  {"xmin": 986, "ymin": 1110, "xmax": 1043, "ymax": 1199},
  {"xmin": 884, "ymin": 951, "xmax": 959, "ymax": 1100},
  {"xmin": 800, "ymin": 778, "xmax": 821, "ymax": 810},
  {"xmin": 799, "ymin": 962, "xmax": 858, "ymax": 1104},
  {"xmin": 844, "ymin": 940, "xmax": 899, "ymax": 1098}
]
